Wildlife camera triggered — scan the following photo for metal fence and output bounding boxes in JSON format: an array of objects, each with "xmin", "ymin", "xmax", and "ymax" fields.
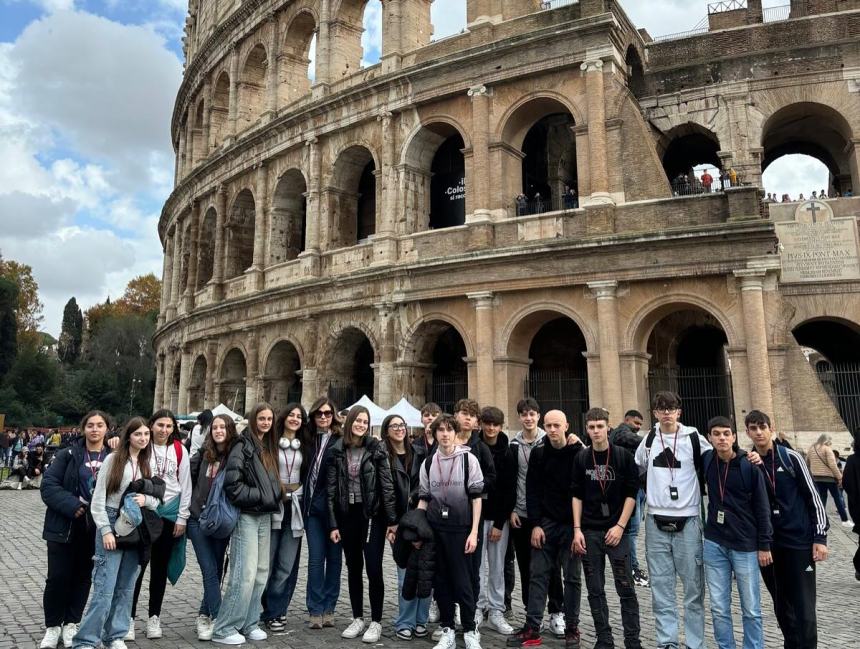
[
  {"xmin": 648, "ymin": 367, "xmax": 735, "ymax": 435},
  {"xmin": 763, "ymin": 4, "xmax": 791, "ymax": 22},
  {"xmin": 327, "ymin": 381, "xmax": 373, "ymax": 411},
  {"xmin": 514, "ymin": 194, "xmax": 580, "ymax": 216},
  {"xmin": 708, "ymin": 0, "xmax": 747, "ymax": 13},
  {"xmin": 541, "ymin": 0, "xmax": 579, "ymax": 10},
  {"xmin": 523, "ymin": 368, "xmax": 589, "ymax": 430},
  {"xmin": 815, "ymin": 362, "xmax": 860, "ymax": 435},
  {"xmin": 428, "ymin": 375, "xmax": 468, "ymax": 415}
]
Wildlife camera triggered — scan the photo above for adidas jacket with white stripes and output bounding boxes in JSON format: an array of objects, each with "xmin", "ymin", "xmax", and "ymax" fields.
[{"xmin": 756, "ymin": 445, "xmax": 829, "ymax": 549}]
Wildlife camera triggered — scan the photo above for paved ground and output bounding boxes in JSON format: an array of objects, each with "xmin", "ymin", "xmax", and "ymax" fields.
[{"xmin": 1, "ymin": 490, "xmax": 858, "ymax": 648}]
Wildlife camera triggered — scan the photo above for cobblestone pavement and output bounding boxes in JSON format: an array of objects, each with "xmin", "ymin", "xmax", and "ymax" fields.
[{"xmin": 1, "ymin": 490, "xmax": 858, "ymax": 648}]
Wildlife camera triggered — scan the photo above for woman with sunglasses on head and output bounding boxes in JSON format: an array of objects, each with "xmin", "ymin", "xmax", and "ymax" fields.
[
  {"xmin": 72, "ymin": 417, "xmax": 161, "ymax": 649},
  {"xmin": 212, "ymin": 403, "xmax": 281, "ymax": 646},
  {"xmin": 328, "ymin": 406, "xmax": 397, "ymax": 643},
  {"xmin": 261, "ymin": 403, "xmax": 313, "ymax": 633},
  {"xmin": 303, "ymin": 397, "xmax": 343, "ymax": 629},
  {"xmin": 39, "ymin": 411, "xmax": 112, "ymax": 649},
  {"xmin": 127, "ymin": 409, "xmax": 192, "ymax": 641},
  {"xmin": 187, "ymin": 414, "xmax": 240, "ymax": 641}
]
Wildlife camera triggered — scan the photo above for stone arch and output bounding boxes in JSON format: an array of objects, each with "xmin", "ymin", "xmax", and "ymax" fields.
[
  {"xmin": 281, "ymin": 9, "xmax": 317, "ymax": 102},
  {"xmin": 658, "ymin": 123, "xmax": 723, "ymax": 192},
  {"xmin": 326, "ymin": 144, "xmax": 378, "ymax": 248},
  {"xmin": 270, "ymin": 168, "xmax": 307, "ymax": 264},
  {"xmin": 188, "ymin": 354, "xmax": 207, "ymax": 412},
  {"xmin": 190, "ymin": 98, "xmax": 205, "ymax": 167},
  {"xmin": 400, "ymin": 311, "xmax": 476, "ymax": 362},
  {"xmin": 196, "ymin": 206, "xmax": 217, "ymax": 289},
  {"xmin": 178, "ymin": 219, "xmax": 192, "ymax": 294},
  {"xmin": 327, "ymin": 0, "xmax": 373, "ymax": 78},
  {"xmin": 238, "ymin": 43, "xmax": 268, "ymax": 133},
  {"xmin": 210, "ymin": 70, "xmax": 230, "ymax": 149},
  {"xmin": 170, "ymin": 357, "xmax": 181, "ymax": 412},
  {"xmin": 225, "ymin": 188, "xmax": 256, "ymax": 279},
  {"xmin": 400, "ymin": 317, "xmax": 471, "ymax": 413},
  {"xmin": 219, "ymin": 347, "xmax": 248, "ymax": 414},
  {"xmin": 624, "ymin": 44, "xmax": 647, "ymax": 98},
  {"xmin": 321, "ymin": 324, "xmax": 378, "ymax": 406},
  {"xmin": 502, "ymin": 302, "xmax": 597, "ymax": 357},
  {"xmin": 625, "ymin": 295, "xmax": 739, "ymax": 352},
  {"xmin": 401, "ymin": 119, "xmax": 470, "ymax": 231},
  {"xmin": 262, "ymin": 339, "xmax": 304, "ymax": 412},
  {"xmin": 498, "ymin": 93, "xmax": 585, "ymax": 148}
]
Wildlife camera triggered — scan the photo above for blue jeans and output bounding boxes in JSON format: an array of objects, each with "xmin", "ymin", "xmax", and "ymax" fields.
[
  {"xmin": 262, "ymin": 525, "xmax": 302, "ymax": 621},
  {"xmin": 305, "ymin": 512, "xmax": 342, "ymax": 616},
  {"xmin": 213, "ymin": 513, "xmax": 271, "ymax": 639},
  {"xmin": 2, "ymin": 447, "xmax": 12, "ymax": 467},
  {"xmin": 645, "ymin": 514, "xmax": 705, "ymax": 649},
  {"xmin": 703, "ymin": 540, "xmax": 763, "ymax": 649},
  {"xmin": 625, "ymin": 489, "xmax": 646, "ymax": 571},
  {"xmin": 72, "ymin": 507, "xmax": 140, "ymax": 649},
  {"xmin": 187, "ymin": 517, "xmax": 229, "ymax": 618},
  {"xmin": 394, "ymin": 565, "xmax": 431, "ymax": 632}
]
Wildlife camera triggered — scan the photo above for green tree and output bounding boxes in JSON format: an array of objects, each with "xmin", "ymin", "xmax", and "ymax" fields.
[
  {"xmin": 0, "ymin": 257, "xmax": 44, "ymax": 348},
  {"xmin": 58, "ymin": 297, "xmax": 84, "ymax": 364},
  {"xmin": 0, "ymin": 276, "xmax": 17, "ymax": 378}
]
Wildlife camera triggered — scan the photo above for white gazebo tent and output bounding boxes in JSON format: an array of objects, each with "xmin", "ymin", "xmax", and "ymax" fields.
[
  {"xmin": 211, "ymin": 403, "xmax": 244, "ymax": 422},
  {"xmin": 385, "ymin": 397, "xmax": 423, "ymax": 428},
  {"xmin": 345, "ymin": 395, "xmax": 389, "ymax": 427}
]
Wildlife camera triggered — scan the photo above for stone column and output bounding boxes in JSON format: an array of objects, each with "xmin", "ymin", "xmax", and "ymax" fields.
[
  {"xmin": 583, "ymin": 352, "xmax": 603, "ymax": 410},
  {"xmin": 185, "ymin": 114, "xmax": 196, "ymax": 174},
  {"xmin": 245, "ymin": 332, "xmax": 260, "ymax": 409},
  {"xmin": 158, "ymin": 242, "xmax": 171, "ymax": 326},
  {"xmin": 164, "ymin": 231, "xmax": 178, "ymax": 320},
  {"xmin": 589, "ymin": 281, "xmax": 624, "ymax": 419},
  {"xmin": 176, "ymin": 128, "xmax": 187, "ymax": 182},
  {"xmin": 300, "ymin": 367, "xmax": 319, "ymax": 411},
  {"xmin": 227, "ymin": 47, "xmax": 240, "ymax": 140},
  {"xmin": 177, "ymin": 345, "xmax": 193, "ymax": 414},
  {"xmin": 204, "ymin": 341, "xmax": 218, "ymax": 408},
  {"xmin": 847, "ymin": 138, "xmax": 860, "ymax": 195},
  {"xmin": 373, "ymin": 111, "xmax": 398, "ymax": 265},
  {"xmin": 265, "ymin": 14, "xmax": 279, "ymax": 118},
  {"xmin": 313, "ymin": 0, "xmax": 332, "ymax": 89},
  {"xmin": 163, "ymin": 347, "xmax": 176, "ymax": 409},
  {"xmin": 620, "ymin": 351, "xmax": 651, "ymax": 423},
  {"xmin": 169, "ymin": 222, "xmax": 183, "ymax": 310},
  {"xmin": 210, "ymin": 185, "xmax": 227, "ymax": 297},
  {"xmin": 201, "ymin": 81, "xmax": 211, "ymax": 158},
  {"xmin": 250, "ymin": 162, "xmax": 268, "ymax": 289},
  {"xmin": 734, "ymin": 270, "xmax": 774, "ymax": 417},
  {"xmin": 468, "ymin": 292, "xmax": 496, "ymax": 406},
  {"xmin": 154, "ymin": 351, "xmax": 166, "ymax": 410},
  {"xmin": 580, "ymin": 59, "xmax": 612, "ymax": 203},
  {"xmin": 468, "ymin": 84, "xmax": 491, "ymax": 221},
  {"xmin": 300, "ymin": 137, "xmax": 322, "ymax": 276},
  {"xmin": 185, "ymin": 200, "xmax": 200, "ymax": 308},
  {"xmin": 375, "ymin": 304, "xmax": 397, "ymax": 407}
]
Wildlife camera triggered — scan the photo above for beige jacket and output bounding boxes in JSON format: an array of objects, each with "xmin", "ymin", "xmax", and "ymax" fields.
[{"xmin": 806, "ymin": 444, "xmax": 842, "ymax": 482}]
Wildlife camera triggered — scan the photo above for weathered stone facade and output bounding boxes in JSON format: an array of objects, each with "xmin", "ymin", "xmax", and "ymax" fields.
[{"xmin": 156, "ymin": 0, "xmax": 860, "ymax": 447}]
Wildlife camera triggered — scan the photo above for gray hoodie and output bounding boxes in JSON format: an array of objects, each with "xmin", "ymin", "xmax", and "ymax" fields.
[
  {"xmin": 419, "ymin": 445, "xmax": 484, "ymax": 530},
  {"xmin": 510, "ymin": 428, "xmax": 546, "ymax": 518}
]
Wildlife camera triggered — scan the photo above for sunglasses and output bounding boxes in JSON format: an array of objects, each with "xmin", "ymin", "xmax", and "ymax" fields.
[{"xmin": 315, "ymin": 411, "xmax": 334, "ymax": 418}]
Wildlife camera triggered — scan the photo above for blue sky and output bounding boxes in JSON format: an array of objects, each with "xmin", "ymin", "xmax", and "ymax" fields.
[{"xmin": 0, "ymin": 0, "xmax": 824, "ymax": 336}]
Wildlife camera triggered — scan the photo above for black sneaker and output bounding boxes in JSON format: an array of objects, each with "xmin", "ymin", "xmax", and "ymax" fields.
[
  {"xmin": 564, "ymin": 628, "xmax": 581, "ymax": 649},
  {"xmin": 265, "ymin": 618, "xmax": 286, "ymax": 632},
  {"xmin": 506, "ymin": 626, "xmax": 542, "ymax": 647},
  {"xmin": 633, "ymin": 568, "xmax": 650, "ymax": 588}
]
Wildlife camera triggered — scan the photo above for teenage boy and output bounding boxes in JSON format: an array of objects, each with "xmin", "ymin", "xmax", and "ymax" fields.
[
  {"xmin": 634, "ymin": 391, "xmax": 711, "ymax": 649},
  {"xmin": 611, "ymin": 410, "xmax": 648, "ymax": 587},
  {"xmin": 477, "ymin": 407, "xmax": 516, "ymax": 635},
  {"xmin": 745, "ymin": 410, "xmax": 828, "ymax": 649},
  {"xmin": 507, "ymin": 410, "xmax": 583, "ymax": 649},
  {"xmin": 573, "ymin": 408, "xmax": 641, "ymax": 649},
  {"xmin": 702, "ymin": 416, "xmax": 772, "ymax": 649},
  {"xmin": 508, "ymin": 398, "xmax": 565, "ymax": 637},
  {"xmin": 415, "ymin": 402, "xmax": 442, "ymax": 624}
]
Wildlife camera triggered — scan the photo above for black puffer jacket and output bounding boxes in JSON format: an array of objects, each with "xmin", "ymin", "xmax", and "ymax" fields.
[
  {"xmin": 327, "ymin": 436, "xmax": 397, "ymax": 529},
  {"xmin": 223, "ymin": 431, "xmax": 281, "ymax": 514},
  {"xmin": 393, "ymin": 508, "xmax": 436, "ymax": 600},
  {"xmin": 609, "ymin": 423, "xmax": 642, "ymax": 454},
  {"xmin": 389, "ymin": 452, "xmax": 414, "ymax": 520}
]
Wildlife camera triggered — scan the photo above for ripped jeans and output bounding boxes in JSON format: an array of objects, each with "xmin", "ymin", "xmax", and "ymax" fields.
[{"xmin": 581, "ymin": 530, "xmax": 641, "ymax": 649}]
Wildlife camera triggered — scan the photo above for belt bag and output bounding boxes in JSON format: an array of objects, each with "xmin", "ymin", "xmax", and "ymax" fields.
[{"xmin": 653, "ymin": 515, "xmax": 689, "ymax": 533}]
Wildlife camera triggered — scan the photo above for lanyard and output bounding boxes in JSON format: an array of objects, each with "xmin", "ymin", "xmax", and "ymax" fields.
[
  {"xmin": 312, "ymin": 433, "xmax": 330, "ymax": 479},
  {"xmin": 87, "ymin": 449, "xmax": 105, "ymax": 482},
  {"xmin": 658, "ymin": 429, "xmax": 680, "ymax": 484},
  {"xmin": 715, "ymin": 456, "xmax": 731, "ymax": 505},
  {"xmin": 282, "ymin": 448, "xmax": 299, "ymax": 482},
  {"xmin": 764, "ymin": 450, "xmax": 777, "ymax": 495},
  {"xmin": 592, "ymin": 445, "xmax": 612, "ymax": 501},
  {"xmin": 435, "ymin": 453, "xmax": 458, "ymax": 504}
]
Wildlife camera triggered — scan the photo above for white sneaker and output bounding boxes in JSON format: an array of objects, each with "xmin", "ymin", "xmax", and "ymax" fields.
[
  {"xmin": 197, "ymin": 615, "xmax": 214, "ymax": 641},
  {"xmin": 362, "ymin": 621, "xmax": 382, "ymax": 643},
  {"xmin": 247, "ymin": 628, "xmax": 267, "ymax": 641},
  {"xmin": 486, "ymin": 610, "xmax": 514, "ymax": 635},
  {"xmin": 432, "ymin": 627, "xmax": 455, "ymax": 649},
  {"xmin": 474, "ymin": 609, "xmax": 483, "ymax": 629},
  {"xmin": 107, "ymin": 641, "xmax": 128, "ymax": 649},
  {"xmin": 428, "ymin": 601, "xmax": 440, "ymax": 623},
  {"xmin": 39, "ymin": 627, "xmax": 61, "ymax": 649},
  {"xmin": 464, "ymin": 630, "xmax": 482, "ymax": 649},
  {"xmin": 432, "ymin": 628, "xmax": 444, "ymax": 641},
  {"xmin": 61, "ymin": 623, "xmax": 78, "ymax": 647},
  {"xmin": 454, "ymin": 604, "xmax": 461, "ymax": 628},
  {"xmin": 212, "ymin": 633, "xmax": 246, "ymax": 645},
  {"xmin": 342, "ymin": 618, "xmax": 367, "ymax": 639},
  {"xmin": 124, "ymin": 618, "xmax": 135, "ymax": 641},
  {"xmin": 549, "ymin": 612, "xmax": 565, "ymax": 638},
  {"xmin": 146, "ymin": 615, "xmax": 162, "ymax": 639}
]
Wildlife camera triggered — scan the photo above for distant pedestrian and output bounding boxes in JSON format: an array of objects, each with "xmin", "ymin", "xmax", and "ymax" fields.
[{"xmin": 701, "ymin": 170, "xmax": 713, "ymax": 193}]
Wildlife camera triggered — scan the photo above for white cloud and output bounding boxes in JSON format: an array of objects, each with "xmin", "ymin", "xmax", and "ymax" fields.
[
  {"xmin": 431, "ymin": 0, "xmax": 466, "ymax": 39},
  {"xmin": 361, "ymin": 0, "xmax": 383, "ymax": 67}
]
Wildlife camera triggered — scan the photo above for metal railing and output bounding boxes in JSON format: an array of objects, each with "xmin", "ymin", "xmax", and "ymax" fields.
[
  {"xmin": 763, "ymin": 4, "xmax": 791, "ymax": 23},
  {"xmin": 428, "ymin": 375, "xmax": 468, "ymax": 416},
  {"xmin": 708, "ymin": 0, "xmax": 747, "ymax": 13},
  {"xmin": 514, "ymin": 194, "xmax": 580, "ymax": 216},
  {"xmin": 524, "ymin": 369, "xmax": 589, "ymax": 430},
  {"xmin": 815, "ymin": 361, "xmax": 860, "ymax": 435},
  {"xmin": 648, "ymin": 367, "xmax": 735, "ymax": 436},
  {"xmin": 541, "ymin": 0, "xmax": 579, "ymax": 10},
  {"xmin": 670, "ymin": 178, "xmax": 726, "ymax": 197}
]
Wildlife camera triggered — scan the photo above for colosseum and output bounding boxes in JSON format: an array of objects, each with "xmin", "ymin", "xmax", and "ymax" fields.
[{"xmin": 154, "ymin": 0, "xmax": 860, "ymax": 445}]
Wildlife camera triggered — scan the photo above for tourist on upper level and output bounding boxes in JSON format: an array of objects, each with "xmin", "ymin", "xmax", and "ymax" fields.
[
  {"xmin": 515, "ymin": 194, "xmax": 528, "ymax": 216},
  {"xmin": 700, "ymin": 170, "xmax": 713, "ymax": 193},
  {"xmin": 328, "ymin": 405, "xmax": 397, "ymax": 644},
  {"xmin": 303, "ymin": 397, "xmax": 344, "ymax": 629}
]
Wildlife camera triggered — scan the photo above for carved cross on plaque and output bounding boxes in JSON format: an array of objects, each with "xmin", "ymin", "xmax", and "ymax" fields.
[{"xmin": 806, "ymin": 202, "xmax": 824, "ymax": 223}]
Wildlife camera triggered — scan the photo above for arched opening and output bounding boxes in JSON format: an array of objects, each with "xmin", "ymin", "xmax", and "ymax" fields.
[
  {"xmin": 190, "ymin": 99, "xmax": 205, "ymax": 167},
  {"xmin": 431, "ymin": 0, "xmax": 466, "ymax": 40},
  {"xmin": 646, "ymin": 307, "xmax": 733, "ymax": 435},
  {"xmin": 361, "ymin": 0, "xmax": 382, "ymax": 67},
  {"xmin": 793, "ymin": 318, "xmax": 860, "ymax": 434},
  {"xmin": 625, "ymin": 45, "xmax": 647, "ymax": 98},
  {"xmin": 325, "ymin": 327, "xmax": 375, "ymax": 407},
  {"xmin": 171, "ymin": 360, "xmax": 181, "ymax": 413},
  {"xmin": 238, "ymin": 44, "xmax": 267, "ymax": 132},
  {"xmin": 263, "ymin": 340, "xmax": 303, "ymax": 413},
  {"xmin": 762, "ymin": 102, "xmax": 855, "ymax": 197},
  {"xmin": 762, "ymin": 154, "xmax": 831, "ymax": 202},
  {"xmin": 196, "ymin": 207, "xmax": 216, "ymax": 289},
  {"xmin": 328, "ymin": 0, "xmax": 372, "ymax": 78},
  {"xmin": 660, "ymin": 124, "xmax": 723, "ymax": 195},
  {"xmin": 225, "ymin": 189, "xmax": 255, "ymax": 279},
  {"xmin": 189, "ymin": 355, "xmax": 207, "ymax": 412},
  {"xmin": 179, "ymin": 220, "xmax": 191, "ymax": 294},
  {"xmin": 210, "ymin": 71, "xmax": 230, "ymax": 149},
  {"xmin": 404, "ymin": 320, "xmax": 469, "ymax": 414},
  {"xmin": 270, "ymin": 170, "xmax": 307, "ymax": 264},
  {"xmin": 219, "ymin": 348, "xmax": 247, "ymax": 414},
  {"xmin": 327, "ymin": 145, "xmax": 376, "ymax": 248},
  {"xmin": 501, "ymin": 98, "xmax": 579, "ymax": 216},
  {"xmin": 281, "ymin": 11, "xmax": 317, "ymax": 102},
  {"xmin": 430, "ymin": 134, "xmax": 466, "ymax": 229}
]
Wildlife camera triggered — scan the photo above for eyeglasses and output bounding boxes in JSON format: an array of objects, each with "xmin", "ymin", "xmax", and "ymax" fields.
[
  {"xmin": 655, "ymin": 408, "xmax": 679, "ymax": 414},
  {"xmin": 315, "ymin": 411, "xmax": 333, "ymax": 418},
  {"xmin": 388, "ymin": 423, "xmax": 407, "ymax": 430}
]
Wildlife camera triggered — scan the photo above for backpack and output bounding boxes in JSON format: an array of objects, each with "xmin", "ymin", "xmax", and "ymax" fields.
[
  {"xmin": 423, "ymin": 452, "xmax": 470, "ymax": 499},
  {"xmin": 171, "ymin": 439, "xmax": 184, "ymax": 480},
  {"xmin": 198, "ymin": 468, "xmax": 239, "ymax": 539},
  {"xmin": 642, "ymin": 429, "xmax": 705, "ymax": 495},
  {"xmin": 703, "ymin": 450, "xmax": 754, "ymax": 494}
]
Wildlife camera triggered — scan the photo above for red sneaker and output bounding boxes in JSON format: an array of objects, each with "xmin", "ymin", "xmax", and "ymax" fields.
[{"xmin": 506, "ymin": 627, "xmax": 542, "ymax": 647}]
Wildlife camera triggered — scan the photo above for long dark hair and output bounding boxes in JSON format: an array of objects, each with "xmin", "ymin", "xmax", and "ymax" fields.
[
  {"xmin": 381, "ymin": 414, "xmax": 412, "ymax": 474},
  {"xmin": 105, "ymin": 417, "xmax": 153, "ymax": 496},
  {"xmin": 309, "ymin": 396, "xmax": 342, "ymax": 437},
  {"xmin": 80, "ymin": 410, "xmax": 112, "ymax": 431},
  {"xmin": 149, "ymin": 408, "xmax": 180, "ymax": 443},
  {"xmin": 342, "ymin": 406, "xmax": 371, "ymax": 448},
  {"xmin": 247, "ymin": 402, "xmax": 278, "ymax": 474},
  {"xmin": 275, "ymin": 402, "xmax": 312, "ymax": 449},
  {"xmin": 203, "ymin": 414, "xmax": 239, "ymax": 465}
]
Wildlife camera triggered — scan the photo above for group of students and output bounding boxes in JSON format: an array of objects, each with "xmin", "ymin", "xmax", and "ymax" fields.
[{"xmin": 34, "ymin": 391, "xmax": 848, "ymax": 649}]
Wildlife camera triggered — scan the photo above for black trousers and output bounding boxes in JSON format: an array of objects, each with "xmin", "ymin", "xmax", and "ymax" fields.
[
  {"xmin": 132, "ymin": 518, "xmax": 177, "ymax": 618},
  {"xmin": 44, "ymin": 515, "xmax": 96, "ymax": 627},
  {"xmin": 337, "ymin": 504, "xmax": 387, "ymax": 622},
  {"xmin": 434, "ymin": 527, "xmax": 478, "ymax": 633},
  {"xmin": 504, "ymin": 533, "xmax": 515, "ymax": 610},
  {"xmin": 854, "ymin": 543, "xmax": 860, "ymax": 577},
  {"xmin": 511, "ymin": 516, "xmax": 562, "ymax": 614},
  {"xmin": 525, "ymin": 521, "xmax": 581, "ymax": 631},
  {"xmin": 581, "ymin": 530, "xmax": 641, "ymax": 649},
  {"xmin": 760, "ymin": 546, "xmax": 818, "ymax": 649}
]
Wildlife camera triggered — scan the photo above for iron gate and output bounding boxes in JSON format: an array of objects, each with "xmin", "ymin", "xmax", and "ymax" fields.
[
  {"xmin": 427, "ymin": 374, "xmax": 468, "ymax": 415},
  {"xmin": 815, "ymin": 361, "xmax": 860, "ymax": 436},
  {"xmin": 648, "ymin": 367, "xmax": 734, "ymax": 434},
  {"xmin": 327, "ymin": 380, "xmax": 373, "ymax": 411},
  {"xmin": 523, "ymin": 368, "xmax": 589, "ymax": 430}
]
